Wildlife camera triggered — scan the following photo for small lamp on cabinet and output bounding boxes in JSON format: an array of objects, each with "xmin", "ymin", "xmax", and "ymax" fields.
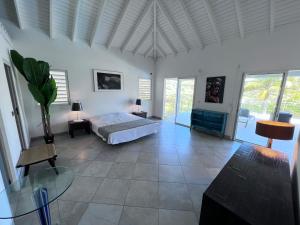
[{"xmin": 71, "ymin": 101, "xmax": 83, "ymax": 122}]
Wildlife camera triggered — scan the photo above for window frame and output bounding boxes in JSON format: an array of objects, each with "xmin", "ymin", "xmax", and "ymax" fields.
[
  {"xmin": 50, "ymin": 69, "xmax": 71, "ymax": 105},
  {"xmin": 138, "ymin": 78, "xmax": 152, "ymax": 101}
]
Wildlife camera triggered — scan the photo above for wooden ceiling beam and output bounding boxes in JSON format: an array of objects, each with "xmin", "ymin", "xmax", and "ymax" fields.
[
  {"xmin": 270, "ymin": 0, "xmax": 275, "ymax": 33},
  {"xmin": 178, "ymin": 0, "xmax": 204, "ymax": 49},
  {"xmin": 153, "ymin": 0, "xmax": 157, "ymax": 59},
  {"xmin": 234, "ymin": 0, "xmax": 244, "ymax": 39},
  {"xmin": 13, "ymin": 0, "xmax": 23, "ymax": 29},
  {"xmin": 157, "ymin": 25, "xmax": 177, "ymax": 55},
  {"xmin": 144, "ymin": 45, "xmax": 153, "ymax": 58},
  {"xmin": 133, "ymin": 25, "xmax": 153, "ymax": 55},
  {"xmin": 157, "ymin": 44, "xmax": 166, "ymax": 58},
  {"xmin": 90, "ymin": 0, "xmax": 108, "ymax": 47},
  {"xmin": 71, "ymin": 0, "xmax": 81, "ymax": 42},
  {"xmin": 202, "ymin": 0, "xmax": 221, "ymax": 44},
  {"xmin": 121, "ymin": 0, "xmax": 153, "ymax": 52},
  {"xmin": 49, "ymin": 0, "xmax": 54, "ymax": 38},
  {"xmin": 157, "ymin": 0, "xmax": 189, "ymax": 52},
  {"xmin": 106, "ymin": 0, "xmax": 131, "ymax": 48}
]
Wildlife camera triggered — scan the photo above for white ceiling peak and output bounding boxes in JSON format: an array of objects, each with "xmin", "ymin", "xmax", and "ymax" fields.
[{"xmin": 2, "ymin": 0, "xmax": 300, "ymax": 60}]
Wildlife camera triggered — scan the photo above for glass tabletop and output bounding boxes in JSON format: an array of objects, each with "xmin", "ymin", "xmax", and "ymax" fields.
[{"xmin": 0, "ymin": 166, "xmax": 74, "ymax": 219}]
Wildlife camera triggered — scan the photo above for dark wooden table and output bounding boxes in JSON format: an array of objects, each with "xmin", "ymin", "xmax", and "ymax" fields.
[
  {"xmin": 68, "ymin": 119, "xmax": 91, "ymax": 138},
  {"xmin": 200, "ymin": 143, "xmax": 295, "ymax": 225},
  {"xmin": 132, "ymin": 111, "xmax": 147, "ymax": 118}
]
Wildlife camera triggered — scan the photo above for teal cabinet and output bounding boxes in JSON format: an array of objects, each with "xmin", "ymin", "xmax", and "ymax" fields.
[{"xmin": 191, "ymin": 109, "xmax": 228, "ymax": 137}]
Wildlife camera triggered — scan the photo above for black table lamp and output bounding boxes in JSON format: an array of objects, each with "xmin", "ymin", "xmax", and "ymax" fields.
[
  {"xmin": 71, "ymin": 102, "xmax": 83, "ymax": 122},
  {"xmin": 136, "ymin": 99, "xmax": 141, "ymax": 112}
]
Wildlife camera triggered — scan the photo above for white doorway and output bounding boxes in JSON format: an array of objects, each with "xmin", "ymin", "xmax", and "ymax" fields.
[{"xmin": 163, "ymin": 78, "xmax": 195, "ymax": 127}]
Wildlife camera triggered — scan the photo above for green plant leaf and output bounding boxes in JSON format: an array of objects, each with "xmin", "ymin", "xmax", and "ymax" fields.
[
  {"xmin": 37, "ymin": 61, "xmax": 50, "ymax": 84},
  {"xmin": 47, "ymin": 87, "xmax": 57, "ymax": 108},
  {"xmin": 28, "ymin": 83, "xmax": 45, "ymax": 105},
  {"xmin": 10, "ymin": 50, "xmax": 28, "ymax": 81},
  {"xmin": 42, "ymin": 77, "xmax": 57, "ymax": 106},
  {"xmin": 23, "ymin": 58, "xmax": 42, "ymax": 85}
]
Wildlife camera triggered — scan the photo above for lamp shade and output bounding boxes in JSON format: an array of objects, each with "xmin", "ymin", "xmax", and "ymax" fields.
[
  {"xmin": 71, "ymin": 102, "xmax": 83, "ymax": 111},
  {"xmin": 136, "ymin": 99, "xmax": 141, "ymax": 106},
  {"xmin": 255, "ymin": 120, "xmax": 295, "ymax": 140}
]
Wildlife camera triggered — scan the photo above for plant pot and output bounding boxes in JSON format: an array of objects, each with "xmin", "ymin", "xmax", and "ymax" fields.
[{"xmin": 44, "ymin": 135, "xmax": 54, "ymax": 144}]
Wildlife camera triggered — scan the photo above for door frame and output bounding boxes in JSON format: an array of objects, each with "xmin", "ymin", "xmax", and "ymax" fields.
[
  {"xmin": 162, "ymin": 78, "xmax": 178, "ymax": 122},
  {"xmin": 0, "ymin": 127, "xmax": 11, "ymax": 186},
  {"xmin": 162, "ymin": 77, "xmax": 196, "ymax": 128},
  {"xmin": 233, "ymin": 71, "xmax": 289, "ymax": 144},
  {"xmin": 3, "ymin": 62, "xmax": 26, "ymax": 149}
]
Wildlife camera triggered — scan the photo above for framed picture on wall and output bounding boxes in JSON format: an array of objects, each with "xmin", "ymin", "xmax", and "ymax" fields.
[
  {"xmin": 205, "ymin": 76, "xmax": 226, "ymax": 103},
  {"xmin": 93, "ymin": 69, "xmax": 123, "ymax": 91}
]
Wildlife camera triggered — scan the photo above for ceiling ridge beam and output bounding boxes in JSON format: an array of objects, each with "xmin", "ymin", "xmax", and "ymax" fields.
[
  {"xmin": 157, "ymin": 0, "xmax": 190, "ymax": 52},
  {"xmin": 202, "ymin": 0, "xmax": 221, "ymax": 44},
  {"xmin": 49, "ymin": 0, "xmax": 54, "ymax": 38},
  {"xmin": 154, "ymin": 0, "xmax": 157, "ymax": 59},
  {"xmin": 178, "ymin": 0, "xmax": 204, "ymax": 49},
  {"xmin": 234, "ymin": 0, "xmax": 244, "ymax": 39},
  {"xmin": 120, "ymin": 0, "xmax": 153, "ymax": 52},
  {"xmin": 13, "ymin": 0, "xmax": 23, "ymax": 29},
  {"xmin": 157, "ymin": 44, "xmax": 166, "ymax": 57},
  {"xmin": 72, "ymin": 0, "xmax": 81, "ymax": 42},
  {"xmin": 270, "ymin": 0, "xmax": 275, "ymax": 33},
  {"xmin": 90, "ymin": 0, "xmax": 108, "ymax": 47},
  {"xmin": 133, "ymin": 25, "xmax": 153, "ymax": 55},
  {"xmin": 144, "ymin": 45, "xmax": 153, "ymax": 58},
  {"xmin": 106, "ymin": 0, "xmax": 131, "ymax": 49},
  {"xmin": 157, "ymin": 25, "xmax": 177, "ymax": 55}
]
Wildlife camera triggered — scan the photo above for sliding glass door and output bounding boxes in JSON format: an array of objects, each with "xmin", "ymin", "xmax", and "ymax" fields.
[
  {"xmin": 235, "ymin": 73, "xmax": 284, "ymax": 146},
  {"xmin": 235, "ymin": 70, "xmax": 300, "ymax": 151},
  {"xmin": 272, "ymin": 70, "xmax": 300, "ymax": 151},
  {"xmin": 163, "ymin": 78, "xmax": 195, "ymax": 127}
]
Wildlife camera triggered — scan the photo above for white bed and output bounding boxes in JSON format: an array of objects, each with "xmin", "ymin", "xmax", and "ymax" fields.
[{"xmin": 90, "ymin": 112, "xmax": 159, "ymax": 144}]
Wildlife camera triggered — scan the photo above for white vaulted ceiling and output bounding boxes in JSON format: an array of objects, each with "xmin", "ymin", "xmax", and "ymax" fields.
[{"xmin": 1, "ymin": 0, "xmax": 300, "ymax": 60}]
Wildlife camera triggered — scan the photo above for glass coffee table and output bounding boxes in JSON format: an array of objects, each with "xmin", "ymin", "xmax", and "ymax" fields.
[{"xmin": 0, "ymin": 167, "xmax": 74, "ymax": 225}]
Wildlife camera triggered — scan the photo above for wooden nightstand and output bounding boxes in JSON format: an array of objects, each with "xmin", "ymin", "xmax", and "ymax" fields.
[
  {"xmin": 68, "ymin": 119, "xmax": 91, "ymax": 138},
  {"xmin": 132, "ymin": 111, "xmax": 147, "ymax": 118}
]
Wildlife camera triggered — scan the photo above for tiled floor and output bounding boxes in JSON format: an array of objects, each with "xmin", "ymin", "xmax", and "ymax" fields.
[{"xmin": 14, "ymin": 121, "xmax": 240, "ymax": 225}]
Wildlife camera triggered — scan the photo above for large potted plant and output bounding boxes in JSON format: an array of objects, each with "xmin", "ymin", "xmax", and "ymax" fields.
[{"xmin": 10, "ymin": 50, "xmax": 57, "ymax": 144}]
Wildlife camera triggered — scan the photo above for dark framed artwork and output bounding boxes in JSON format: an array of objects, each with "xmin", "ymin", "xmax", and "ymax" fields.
[
  {"xmin": 93, "ymin": 70, "xmax": 123, "ymax": 91},
  {"xmin": 205, "ymin": 76, "xmax": 226, "ymax": 103}
]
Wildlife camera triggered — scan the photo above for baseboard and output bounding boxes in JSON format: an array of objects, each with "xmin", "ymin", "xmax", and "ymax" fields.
[
  {"xmin": 29, "ymin": 131, "xmax": 68, "ymax": 144},
  {"xmin": 150, "ymin": 116, "xmax": 162, "ymax": 120}
]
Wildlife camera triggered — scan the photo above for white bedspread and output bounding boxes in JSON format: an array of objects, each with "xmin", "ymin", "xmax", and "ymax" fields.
[{"xmin": 90, "ymin": 112, "xmax": 159, "ymax": 144}]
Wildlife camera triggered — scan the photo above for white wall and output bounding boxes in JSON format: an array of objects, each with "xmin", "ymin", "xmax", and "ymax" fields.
[
  {"xmin": 4, "ymin": 22, "xmax": 154, "ymax": 138},
  {"xmin": 0, "ymin": 22, "xmax": 25, "ymax": 182},
  {"xmin": 154, "ymin": 22, "xmax": 300, "ymax": 138}
]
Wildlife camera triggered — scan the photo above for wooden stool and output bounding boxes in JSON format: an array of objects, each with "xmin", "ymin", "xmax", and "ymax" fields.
[{"xmin": 16, "ymin": 144, "xmax": 58, "ymax": 176}]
